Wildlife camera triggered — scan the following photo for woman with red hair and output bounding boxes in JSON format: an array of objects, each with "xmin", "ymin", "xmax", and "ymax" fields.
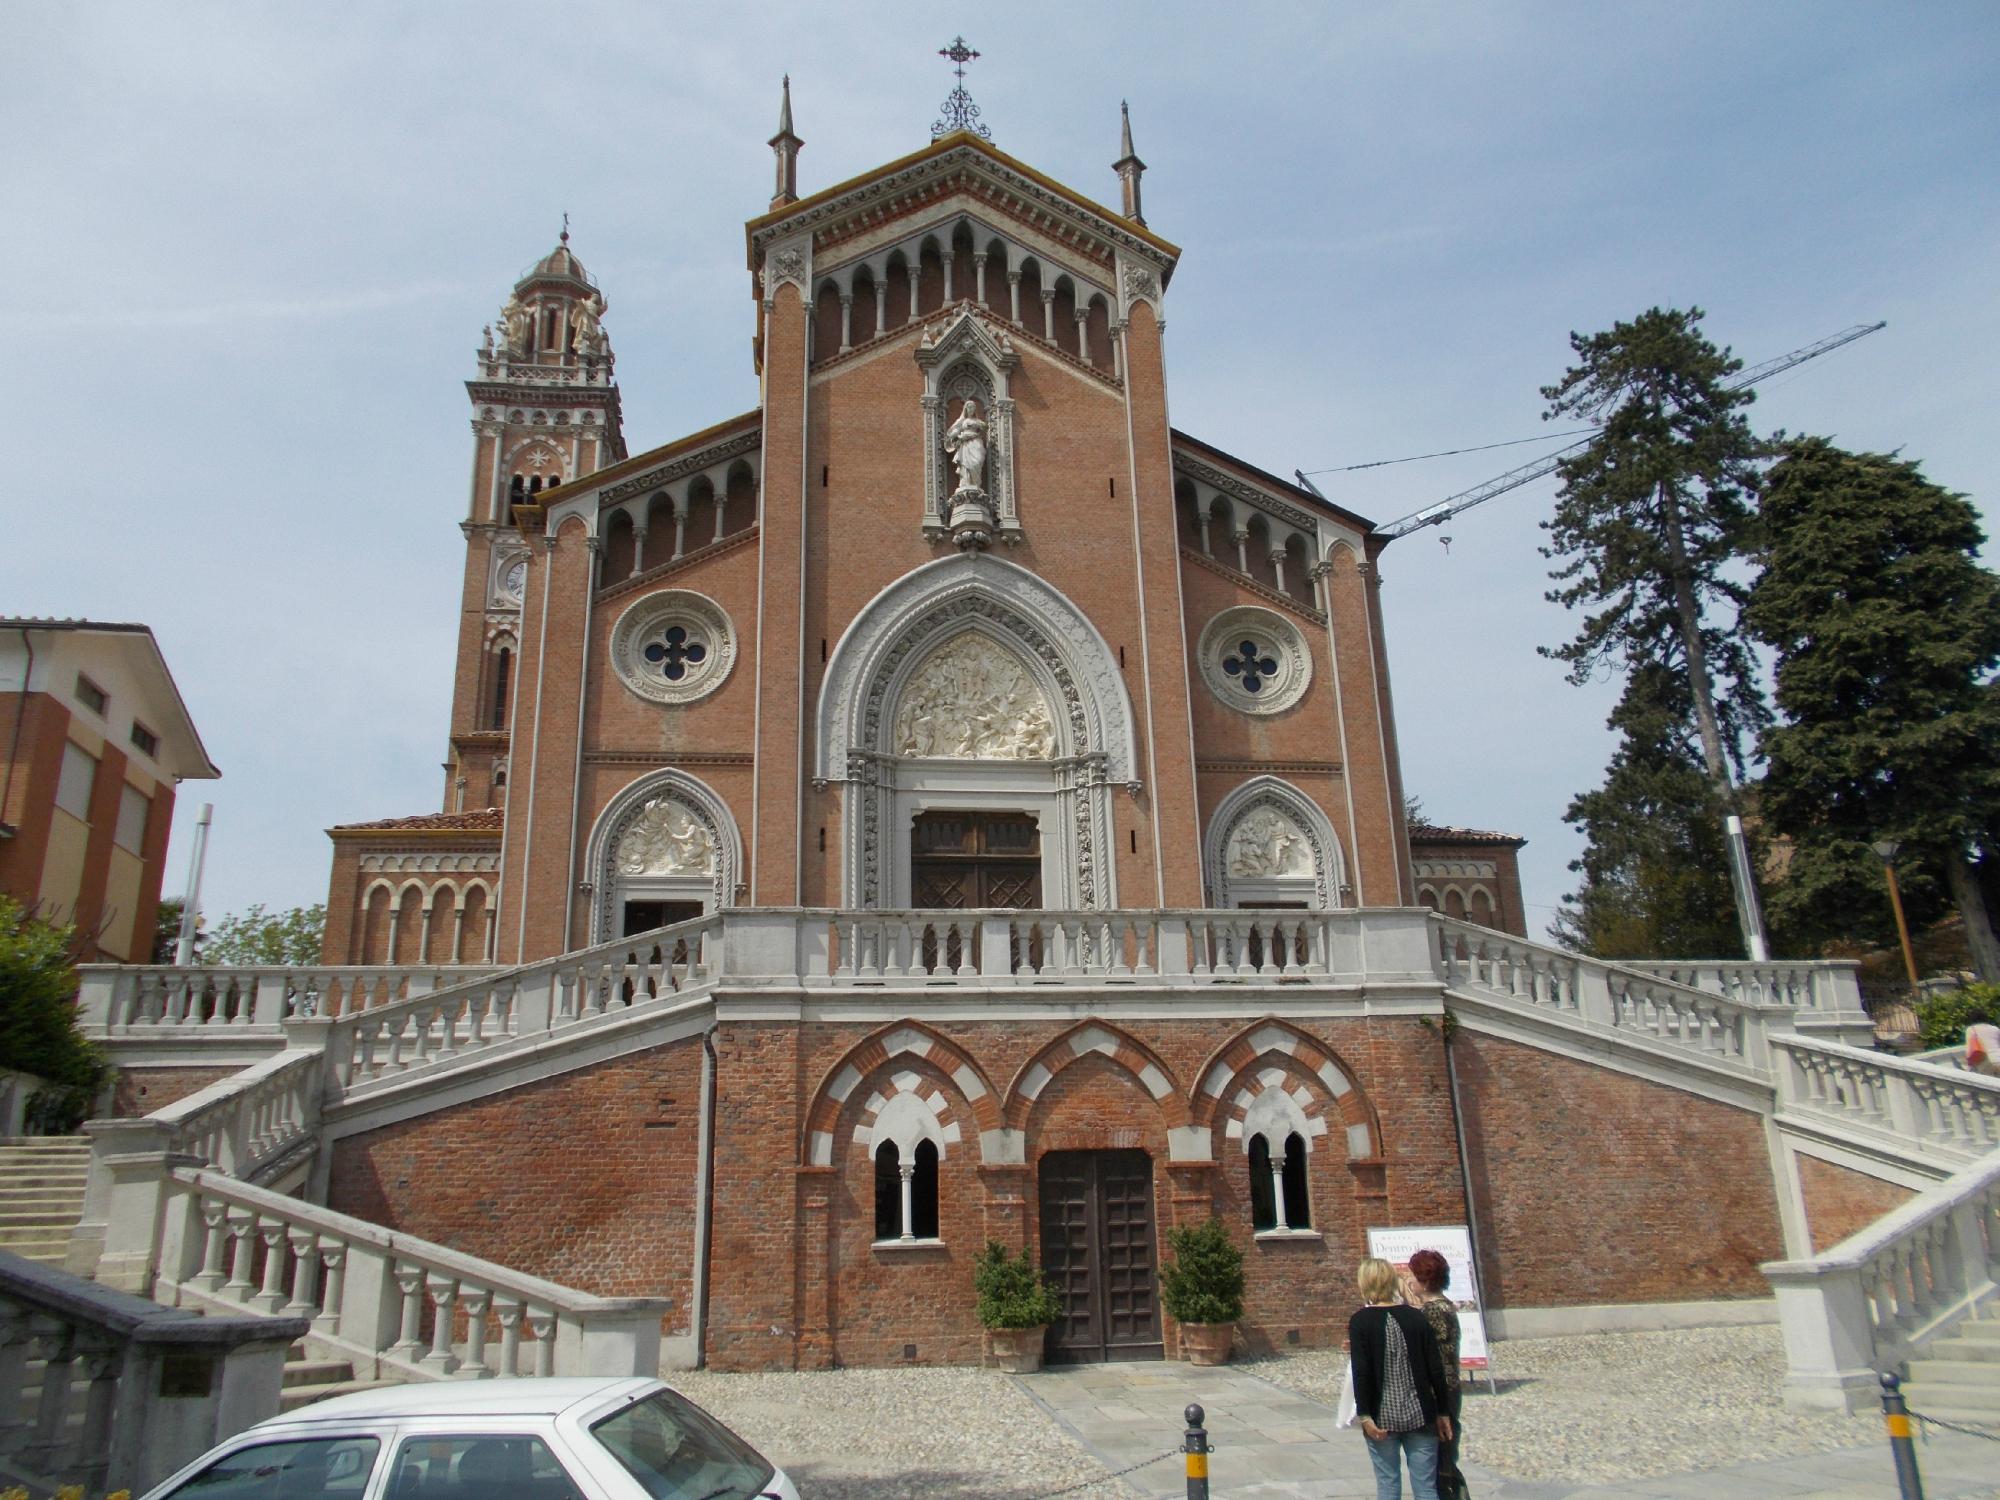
[{"xmin": 1404, "ymin": 1249, "xmax": 1465, "ymax": 1499}]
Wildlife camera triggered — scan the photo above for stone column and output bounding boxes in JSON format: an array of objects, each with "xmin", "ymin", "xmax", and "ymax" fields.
[
  {"xmin": 973, "ymin": 252, "xmax": 988, "ymax": 304},
  {"xmin": 838, "ymin": 293, "xmax": 853, "ymax": 353},
  {"xmin": 1007, "ymin": 272, "xmax": 1022, "ymax": 324},
  {"xmin": 1040, "ymin": 289, "xmax": 1056, "ymax": 342},
  {"xmin": 1075, "ymin": 308, "xmax": 1091, "ymax": 366},
  {"xmin": 940, "ymin": 251, "xmax": 955, "ymax": 303}
]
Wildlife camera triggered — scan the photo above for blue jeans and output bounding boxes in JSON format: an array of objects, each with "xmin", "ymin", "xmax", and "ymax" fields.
[{"xmin": 1363, "ymin": 1427, "xmax": 1439, "ymax": 1500}]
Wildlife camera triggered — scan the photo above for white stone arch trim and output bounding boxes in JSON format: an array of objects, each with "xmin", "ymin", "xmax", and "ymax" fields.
[
  {"xmin": 1203, "ymin": 776, "xmax": 1347, "ymax": 910},
  {"xmin": 814, "ymin": 554, "xmax": 1139, "ymax": 908},
  {"xmin": 854, "ymin": 1074, "xmax": 963, "ymax": 1161},
  {"xmin": 581, "ymin": 767, "xmax": 742, "ymax": 941},
  {"xmin": 1231, "ymin": 1069, "xmax": 1328, "ymax": 1154}
]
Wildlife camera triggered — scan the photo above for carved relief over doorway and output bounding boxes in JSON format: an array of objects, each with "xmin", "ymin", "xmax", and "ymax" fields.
[{"xmin": 892, "ymin": 631, "xmax": 1056, "ymax": 760}]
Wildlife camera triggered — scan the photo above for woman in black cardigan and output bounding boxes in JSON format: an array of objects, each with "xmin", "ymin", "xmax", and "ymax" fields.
[{"xmin": 1348, "ymin": 1257, "xmax": 1453, "ymax": 1500}]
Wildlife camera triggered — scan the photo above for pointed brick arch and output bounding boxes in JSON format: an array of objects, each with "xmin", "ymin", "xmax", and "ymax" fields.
[
  {"xmin": 1191, "ymin": 1020, "xmax": 1378, "ymax": 1159},
  {"xmin": 802, "ymin": 1021, "xmax": 1002, "ymax": 1166},
  {"xmin": 1002, "ymin": 1020, "xmax": 1189, "ymax": 1131}
]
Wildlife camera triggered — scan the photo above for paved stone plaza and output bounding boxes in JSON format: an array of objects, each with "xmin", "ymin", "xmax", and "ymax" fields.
[{"xmin": 670, "ymin": 1328, "xmax": 2000, "ymax": 1500}]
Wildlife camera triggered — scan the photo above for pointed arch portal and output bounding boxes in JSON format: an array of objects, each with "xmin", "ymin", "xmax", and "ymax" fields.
[{"xmin": 815, "ymin": 553, "xmax": 1139, "ymax": 910}]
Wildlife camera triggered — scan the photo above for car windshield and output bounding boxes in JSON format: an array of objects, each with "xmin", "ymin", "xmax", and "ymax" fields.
[{"xmin": 588, "ymin": 1388, "xmax": 775, "ymax": 1500}]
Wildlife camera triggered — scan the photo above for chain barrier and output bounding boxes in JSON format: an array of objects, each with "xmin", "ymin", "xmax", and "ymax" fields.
[
  {"xmin": 1911, "ymin": 1409, "xmax": 2000, "ymax": 1442},
  {"xmin": 1016, "ymin": 1447, "xmax": 1182, "ymax": 1500}
]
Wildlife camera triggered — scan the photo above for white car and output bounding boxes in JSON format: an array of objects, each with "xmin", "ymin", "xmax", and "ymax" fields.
[{"xmin": 137, "ymin": 1377, "xmax": 800, "ymax": 1500}]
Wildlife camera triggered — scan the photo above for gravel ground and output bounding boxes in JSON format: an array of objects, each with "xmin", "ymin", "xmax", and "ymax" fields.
[
  {"xmin": 1248, "ymin": 1323, "xmax": 1884, "ymax": 1483},
  {"xmin": 669, "ymin": 1366, "xmax": 1130, "ymax": 1500}
]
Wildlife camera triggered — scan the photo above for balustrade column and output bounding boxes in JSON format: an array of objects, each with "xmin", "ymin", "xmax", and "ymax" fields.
[
  {"xmin": 527, "ymin": 1312, "xmax": 556, "ymax": 1377},
  {"xmin": 284, "ymin": 1229, "xmax": 322, "ymax": 1317},
  {"xmin": 496, "ymin": 1298, "xmax": 524, "ymax": 1376},
  {"xmin": 77, "ymin": 1344, "xmax": 121, "ymax": 1489},
  {"xmin": 422, "ymin": 1275, "xmax": 461, "ymax": 1374},
  {"xmin": 193, "ymin": 1200, "xmax": 229, "ymax": 1291},
  {"xmin": 254, "ymin": 1219, "xmax": 291, "ymax": 1313},
  {"xmin": 0, "ymin": 1310, "xmax": 32, "ymax": 1453},
  {"xmin": 390, "ymin": 1265, "xmax": 426, "ymax": 1358},
  {"xmin": 460, "ymin": 1288, "xmax": 492, "ymax": 1377},
  {"xmin": 24, "ymin": 1319, "xmax": 75, "ymax": 1473},
  {"xmin": 223, "ymin": 1212, "xmax": 257, "ymax": 1296},
  {"xmin": 314, "ymin": 1242, "xmax": 347, "ymax": 1336}
]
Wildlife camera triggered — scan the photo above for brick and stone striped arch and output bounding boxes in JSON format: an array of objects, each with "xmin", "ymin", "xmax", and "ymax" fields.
[
  {"xmin": 1002, "ymin": 1022, "xmax": 1189, "ymax": 1131},
  {"xmin": 803, "ymin": 1022, "xmax": 1002, "ymax": 1167},
  {"xmin": 1192, "ymin": 1021, "xmax": 1379, "ymax": 1160}
]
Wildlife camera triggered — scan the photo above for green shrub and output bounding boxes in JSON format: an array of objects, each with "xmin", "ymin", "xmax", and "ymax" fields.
[
  {"xmin": 972, "ymin": 1241, "xmax": 1063, "ymax": 1330},
  {"xmin": 1915, "ymin": 983, "xmax": 2000, "ymax": 1051},
  {"xmin": 0, "ymin": 896, "xmax": 108, "ymax": 1130},
  {"xmin": 1160, "ymin": 1217, "xmax": 1245, "ymax": 1325}
]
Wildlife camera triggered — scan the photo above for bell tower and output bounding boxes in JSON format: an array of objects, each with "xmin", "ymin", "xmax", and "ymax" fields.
[{"xmin": 445, "ymin": 231, "xmax": 627, "ymax": 813}]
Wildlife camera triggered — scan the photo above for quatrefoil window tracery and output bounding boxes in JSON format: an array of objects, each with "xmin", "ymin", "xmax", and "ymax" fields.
[
  {"xmin": 643, "ymin": 625, "xmax": 708, "ymax": 683},
  {"xmin": 1221, "ymin": 638, "xmax": 1280, "ymax": 695}
]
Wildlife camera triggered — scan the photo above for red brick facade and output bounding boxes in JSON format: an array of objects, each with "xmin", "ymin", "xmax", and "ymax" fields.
[
  {"xmin": 1796, "ymin": 1153, "xmax": 1916, "ymax": 1254},
  {"xmin": 111, "ymin": 1065, "xmax": 236, "ymax": 1117},
  {"xmin": 1452, "ymin": 1033, "xmax": 1787, "ymax": 1307}
]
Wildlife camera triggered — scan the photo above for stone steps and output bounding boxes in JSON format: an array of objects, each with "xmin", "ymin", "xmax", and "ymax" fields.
[
  {"xmin": 1904, "ymin": 1320, "xmax": 2000, "ymax": 1425},
  {"xmin": 0, "ymin": 1138, "xmax": 89, "ymax": 1267},
  {"xmin": 277, "ymin": 1341, "xmax": 405, "ymax": 1412}
]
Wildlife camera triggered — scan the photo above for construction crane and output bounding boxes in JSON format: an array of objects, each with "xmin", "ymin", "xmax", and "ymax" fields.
[
  {"xmin": 1301, "ymin": 318, "xmax": 1886, "ymax": 966},
  {"xmin": 1293, "ymin": 321, "xmax": 1887, "ymax": 538}
]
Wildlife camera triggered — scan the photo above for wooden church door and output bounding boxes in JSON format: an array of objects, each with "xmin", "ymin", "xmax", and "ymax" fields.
[{"xmin": 1036, "ymin": 1149, "xmax": 1164, "ymax": 1363}]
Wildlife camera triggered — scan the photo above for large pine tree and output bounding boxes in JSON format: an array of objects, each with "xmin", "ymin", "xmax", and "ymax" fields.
[
  {"xmin": 1539, "ymin": 307, "xmax": 1770, "ymax": 957},
  {"xmin": 1748, "ymin": 438, "xmax": 2000, "ymax": 981}
]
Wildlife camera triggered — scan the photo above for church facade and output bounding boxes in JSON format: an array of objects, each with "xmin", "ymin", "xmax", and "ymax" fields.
[{"xmin": 300, "ymin": 92, "xmax": 1597, "ymax": 1371}]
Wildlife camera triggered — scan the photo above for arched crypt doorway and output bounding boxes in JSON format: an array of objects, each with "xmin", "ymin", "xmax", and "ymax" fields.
[{"xmin": 815, "ymin": 554, "xmax": 1139, "ymax": 910}]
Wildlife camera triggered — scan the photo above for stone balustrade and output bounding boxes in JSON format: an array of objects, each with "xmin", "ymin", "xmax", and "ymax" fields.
[
  {"xmin": 153, "ymin": 1050, "xmax": 326, "ymax": 1181},
  {"xmin": 326, "ymin": 914, "xmax": 723, "ymax": 1094},
  {"xmin": 1774, "ymin": 1033, "xmax": 2000, "ymax": 1164},
  {"xmin": 1433, "ymin": 918, "xmax": 1790, "ymax": 1070},
  {"xmin": 1764, "ymin": 1152, "xmax": 2000, "ymax": 1410},
  {"xmin": 0, "ymin": 1069, "xmax": 47, "ymax": 1138},
  {"xmin": 1621, "ymin": 958, "xmax": 1861, "ymax": 1012},
  {"xmin": 76, "ymin": 962, "xmax": 493, "ymax": 1037},
  {"xmin": 0, "ymin": 1246, "xmax": 305, "ymax": 1495},
  {"xmin": 157, "ymin": 1169, "xmax": 667, "ymax": 1384}
]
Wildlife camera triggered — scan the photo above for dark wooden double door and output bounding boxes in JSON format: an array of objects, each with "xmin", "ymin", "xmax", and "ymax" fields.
[
  {"xmin": 909, "ymin": 810, "xmax": 1041, "ymax": 909},
  {"xmin": 1037, "ymin": 1150, "xmax": 1164, "ymax": 1363}
]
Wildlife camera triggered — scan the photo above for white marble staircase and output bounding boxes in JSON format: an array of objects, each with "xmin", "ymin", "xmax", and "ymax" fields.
[
  {"xmin": 0, "ymin": 1138, "xmax": 91, "ymax": 1267},
  {"xmin": 1902, "ymin": 1315, "xmax": 2000, "ymax": 1425}
]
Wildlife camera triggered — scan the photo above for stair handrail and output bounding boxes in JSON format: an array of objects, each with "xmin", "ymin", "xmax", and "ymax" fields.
[
  {"xmin": 159, "ymin": 1167, "xmax": 669, "ymax": 1384},
  {"xmin": 75, "ymin": 962, "xmax": 494, "ymax": 1033},
  {"xmin": 1763, "ymin": 1150, "xmax": 2000, "ymax": 1411},
  {"xmin": 1772, "ymin": 1032, "xmax": 2000, "ymax": 1168},
  {"xmin": 146, "ymin": 1049, "xmax": 326, "ymax": 1181}
]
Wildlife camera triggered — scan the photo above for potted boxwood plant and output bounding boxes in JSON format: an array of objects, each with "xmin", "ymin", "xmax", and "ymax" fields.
[
  {"xmin": 973, "ymin": 1239, "xmax": 1063, "ymax": 1373},
  {"xmin": 1160, "ymin": 1217, "xmax": 1245, "ymax": 1365}
]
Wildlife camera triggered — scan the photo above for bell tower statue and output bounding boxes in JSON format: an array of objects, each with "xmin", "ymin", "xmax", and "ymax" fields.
[{"xmin": 445, "ymin": 230, "xmax": 627, "ymax": 813}]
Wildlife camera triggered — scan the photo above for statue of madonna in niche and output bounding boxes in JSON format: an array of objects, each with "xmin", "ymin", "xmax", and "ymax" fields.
[{"xmin": 942, "ymin": 398, "xmax": 989, "ymax": 495}]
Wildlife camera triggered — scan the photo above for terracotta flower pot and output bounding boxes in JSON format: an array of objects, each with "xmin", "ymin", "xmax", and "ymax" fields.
[
  {"xmin": 987, "ymin": 1324, "xmax": 1049, "ymax": 1374},
  {"xmin": 1179, "ymin": 1321, "xmax": 1234, "ymax": 1366}
]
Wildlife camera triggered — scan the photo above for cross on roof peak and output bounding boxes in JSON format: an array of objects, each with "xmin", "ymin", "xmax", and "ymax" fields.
[{"xmin": 931, "ymin": 37, "xmax": 992, "ymax": 142}]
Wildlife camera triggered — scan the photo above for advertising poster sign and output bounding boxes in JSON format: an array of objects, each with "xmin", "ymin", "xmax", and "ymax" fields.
[{"xmin": 1367, "ymin": 1224, "xmax": 1491, "ymax": 1375}]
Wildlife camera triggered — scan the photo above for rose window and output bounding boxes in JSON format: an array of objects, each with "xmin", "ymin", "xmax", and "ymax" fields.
[
  {"xmin": 1221, "ymin": 638, "xmax": 1280, "ymax": 695},
  {"xmin": 642, "ymin": 625, "xmax": 708, "ymax": 683},
  {"xmin": 1198, "ymin": 606, "xmax": 1312, "ymax": 715},
  {"xmin": 610, "ymin": 590, "xmax": 735, "ymax": 705}
]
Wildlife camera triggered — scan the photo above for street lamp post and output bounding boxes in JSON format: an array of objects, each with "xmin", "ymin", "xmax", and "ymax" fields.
[{"xmin": 1871, "ymin": 840, "xmax": 1922, "ymax": 999}]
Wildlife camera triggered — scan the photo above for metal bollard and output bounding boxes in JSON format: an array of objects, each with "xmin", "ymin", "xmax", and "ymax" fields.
[
  {"xmin": 1881, "ymin": 1372, "xmax": 1924, "ymax": 1500},
  {"xmin": 1184, "ymin": 1402, "xmax": 1210, "ymax": 1500}
]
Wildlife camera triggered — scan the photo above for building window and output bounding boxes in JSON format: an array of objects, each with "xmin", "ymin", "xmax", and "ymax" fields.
[
  {"xmin": 56, "ymin": 742, "xmax": 97, "ymax": 821},
  {"xmin": 1249, "ymin": 1131, "xmax": 1312, "ymax": 1233},
  {"xmin": 129, "ymin": 721, "xmax": 159, "ymax": 758},
  {"xmin": 608, "ymin": 591, "xmax": 737, "ymax": 706},
  {"xmin": 74, "ymin": 674, "xmax": 108, "ymax": 716},
  {"xmin": 490, "ymin": 647, "xmax": 512, "ymax": 730},
  {"xmin": 872, "ymin": 1139, "xmax": 941, "ymax": 1243},
  {"xmin": 1197, "ymin": 606, "xmax": 1312, "ymax": 716},
  {"xmin": 1220, "ymin": 637, "xmax": 1280, "ymax": 695},
  {"xmin": 114, "ymin": 784, "xmax": 149, "ymax": 853}
]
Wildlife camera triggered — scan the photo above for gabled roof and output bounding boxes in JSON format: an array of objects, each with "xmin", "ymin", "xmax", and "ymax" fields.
[
  {"xmin": 0, "ymin": 617, "xmax": 219, "ymax": 779},
  {"xmin": 746, "ymin": 130, "xmax": 1179, "ymax": 273}
]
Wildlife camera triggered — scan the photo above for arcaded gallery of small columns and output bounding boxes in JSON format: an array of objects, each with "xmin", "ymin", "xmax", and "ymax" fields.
[
  {"xmin": 810, "ymin": 217, "xmax": 1118, "ymax": 375},
  {"xmin": 598, "ymin": 457, "xmax": 760, "ymax": 580}
]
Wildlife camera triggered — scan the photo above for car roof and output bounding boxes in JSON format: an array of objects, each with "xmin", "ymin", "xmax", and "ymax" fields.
[{"xmin": 253, "ymin": 1376, "xmax": 661, "ymax": 1427}]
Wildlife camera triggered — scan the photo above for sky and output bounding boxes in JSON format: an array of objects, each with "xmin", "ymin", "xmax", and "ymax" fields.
[{"xmin": 4, "ymin": 1, "xmax": 1995, "ymax": 939}]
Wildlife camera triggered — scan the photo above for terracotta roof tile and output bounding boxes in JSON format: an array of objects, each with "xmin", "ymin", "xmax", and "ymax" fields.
[
  {"xmin": 1408, "ymin": 822, "xmax": 1526, "ymax": 847},
  {"xmin": 331, "ymin": 809, "xmax": 504, "ymax": 833}
]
